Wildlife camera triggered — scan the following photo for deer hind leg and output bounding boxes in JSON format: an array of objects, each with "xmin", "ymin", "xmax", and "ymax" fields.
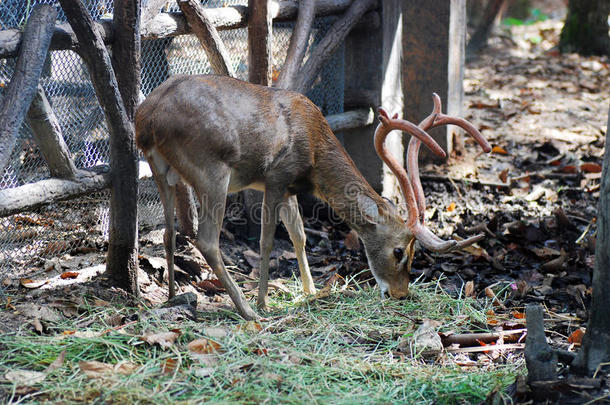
[
  {"xmin": 191, "ymin": 164, "xmax": 259, "ymax": 320},
  {"xmin": 280, "ymin": 195, "xmax": 316, "ymax": 295},
  {"xmin": 146, "ymin": 150, "xmax": 177, "ymax": 298}
]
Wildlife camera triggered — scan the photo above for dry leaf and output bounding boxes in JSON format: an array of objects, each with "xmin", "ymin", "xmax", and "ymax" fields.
[
  {"xmin": 60, "ymin": 272, "xmax": 79, "ymax": 280},
  {"xmin": 20, "ymin": 279, "xmax": 48, "ymax": 289},
  {"xmin": 161, "ymin": 358, "xmax": 179, "ymax": 375},
  {"xmin": 79, "ymin": 361, "xmax": 137, "ymax": 378},
  {"xmin": 236, "ymin": 321, "xmax": 263, "ymax": 333},
  {"xmin": 499, "ymin": 168, "xmax": 509, "ymax": 183},
  {"xmin": 204, "ymin": 327, "xmax": 230, "ymax": 339},
  {"xmin": 446, "ymin": 202, "xmax": 456, "ymax": 212},
  {"xmin": 45, "ymin": 351, "xmax": 66, "ymax": 373},
  {"xmin": 5, "ymin": 370, "xmax": 47, "ymax": 385},
  {"xmin": 512, "ymin": 311, "xmax": 526, "ymax": 319},
  {"xmin": 31, "ymin": 318, "xmax": 44, "ymax": 334},
  {"xmin": 568, "ymin": 329, "xmax": 584, "ymax": 345},
  {"xmin": 187, "ymin": 338, "xmax": 222, "ymax": 354},
  {"xmin": 580, "ymin": 162, "xmax": 602, "ymax": 173},
  {"xmin": 491, "ymin": 145, "xmax": 508, "ymax": 155},
  {"xmin": 465, "ymin": 281, "xmax": 475, "ymax": 297},
  {"xmin": 141, "ymin": 331, "xmax": 180, "ymax": 348}
]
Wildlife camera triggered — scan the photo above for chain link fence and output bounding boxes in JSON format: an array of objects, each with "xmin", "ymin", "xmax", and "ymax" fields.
[{"xmin": 0, "ymin": 1, "xmax": 345, "ymax": 276}]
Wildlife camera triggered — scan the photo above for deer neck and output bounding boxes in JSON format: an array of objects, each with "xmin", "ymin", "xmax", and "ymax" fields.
[{"xmin": 312, "ymin": 133, "xmax": 385, "ymax": 235}]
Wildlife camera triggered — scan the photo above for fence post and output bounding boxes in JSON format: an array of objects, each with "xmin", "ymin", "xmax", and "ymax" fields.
[{"xmin": 402, "ymin": 0, "xmax": 467, "ymax": 161}]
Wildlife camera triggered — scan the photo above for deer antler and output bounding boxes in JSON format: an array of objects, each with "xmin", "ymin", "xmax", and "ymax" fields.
[
  {"xmin": 407, "ymin": 93, "xmax": 491, "ymax": 223},
  {"xmin": 374, "ymin": 104, "xmax": 489, "ymax": 252}
]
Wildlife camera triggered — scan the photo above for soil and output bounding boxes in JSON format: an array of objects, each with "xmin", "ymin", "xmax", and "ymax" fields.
[{"xmin": 1, "ymin": 5, "xmax": 608, "ymax": 404}]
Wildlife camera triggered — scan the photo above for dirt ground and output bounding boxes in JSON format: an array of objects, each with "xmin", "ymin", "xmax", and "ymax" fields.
[{"xmin": 1, "ymin": 4, "xmax": 609, "ymax": 401}]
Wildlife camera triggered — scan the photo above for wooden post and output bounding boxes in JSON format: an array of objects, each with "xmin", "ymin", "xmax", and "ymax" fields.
[
  {"xmin": 242, "ymin": 0, "xmax": 272, "ymax": 238},
  {"xmin": 0, "ymin": 4, "xmax": 57, "ymax": 175},
  {"xmin": 58, "ymin": 0, "xmax": 139, "ymax": 295},
  {"xmin": 248, "ymin": 0, "xmax": 272, "ymax": 86},
  {"xmin": 341, "ymin": 0, "xmax": 400, "ymax": 196},
  {"xmin": 402, "ymin": 0, "xmax": 466, "ymax": 161}
]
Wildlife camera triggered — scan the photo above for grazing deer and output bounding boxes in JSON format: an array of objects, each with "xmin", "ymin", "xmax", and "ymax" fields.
[{"xmin": 136, "ymin": 75, "xmax": 490, "ymax": 320}]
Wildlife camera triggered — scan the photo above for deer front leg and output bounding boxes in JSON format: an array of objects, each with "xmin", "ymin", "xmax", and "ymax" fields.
[
  {"xmin": 280, "ymin": 195, "xmax": 316, "ymax": 295},
  {"xmin": 257, "ymin": 189, "xmax": 284, "ymax": 311}
]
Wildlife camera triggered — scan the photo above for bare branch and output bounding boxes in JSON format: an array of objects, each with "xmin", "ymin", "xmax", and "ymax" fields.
[{"xmin": 276, "ymin": 0, "xmax": 315, "ymax": 89}]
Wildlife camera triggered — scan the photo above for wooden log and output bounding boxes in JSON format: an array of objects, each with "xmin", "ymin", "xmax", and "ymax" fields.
[
  {"xmin": 326, "ymin": 108, "xmax": 374, "ymax": 133},
  {"xmin": 26, "ymin": 85, "xmax": 78, "ymax": 179},
  {"xmin": 0, "ymin": 4, "xmax": 57, "ymax": 175},
  {"xmin": 0, "ymin": 1, "xmax": 361, "ymax": 59},
  {"xmin": 178, "ymin": 0, "xmax": 235, "ymax": 76},
  {"xmin": 248, "ymin": 0, "xmax": 272, "ymax": 85},
  {"xmin": 293, "ymin": 0, "xmax": 377, "ymax": 94},
  {"xmin": 525, "ymin": 304, "xmax": 558, "ymax": 383},
  {"xmin": 0, "ymin": 168, "xmax": 110, "ymax": 217},
  {"xmin": 58, "ymin": 0, "xmax": 139, "ymax": 294},
  {"xmin": 276, "ymin": 0, "xmax": 315, "ymax": 89}
]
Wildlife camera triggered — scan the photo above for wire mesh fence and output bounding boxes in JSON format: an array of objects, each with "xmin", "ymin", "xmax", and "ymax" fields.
[{"xmin": 0, "ymin": 1, "xmax": 345, "ymax": 275}]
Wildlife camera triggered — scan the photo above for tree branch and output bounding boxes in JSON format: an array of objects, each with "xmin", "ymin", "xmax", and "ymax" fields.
[
  {"xmin": 293, "ymin": 0, "xmax": 376, "ymax": 94},
  {"xmin": 276, "ymin": 0, "xmax": 315, "ymax": 89},
  {"xmin": 0, "ymin": 4, "xmax": 57, "ymax": 175},
  {"xmin": 178, "ymin": 0, "xmax": 235, "ymax": 76}
]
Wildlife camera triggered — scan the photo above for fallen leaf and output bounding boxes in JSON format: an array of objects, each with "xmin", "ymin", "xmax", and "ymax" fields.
[
  {"xmin": 235, "ymin": 321, "xmax": 263, "ymax": 333},
  {"xmin": 580, "ymin": 162, "xmax": 602, "ymax": 173},
  {"xmin": 140, "ymin": 331, "xmax": 180, "ymax": 348},
  {"xmin": 203, "ymin": 327, "xmax": 230, "ymax": 338},
  {"xmin": 20, "ymin": 279, "xmax": 48, "ymax": 289},
  {"xmin": 45, "ymin": 351, "xmax": 66, "ymax": 373},
  {"xmin": 192, "ymin": 367, "xmax": 215, "ymax": 377},
  {"xmin": 465, "ymin": 281, "xmax": 475, "ymax": 297},
  {"xmin": 559, "ymin": 165, "xmax": 577, "ymax": 174},
  {"xmin": 60, "ymin": 272, "xmax": 79, "ymax": 279},
  {"xmin": 5, "ymin": 370, "xmax": 47, "ymax": 385},
  {"xmin": 254, "ymin": 348, "xmax": 268, "ymax": 356},
  {"xmin": 447, "ymin": 202, "xmax": 456, "ymax": 212},
  {"xmin": 31, "ymin": 318, "xmax": 44, "ymax": 334},
  {"xmin": 568, "ymin": 329, "xmax": 584, "ymax": 345},
  {"xmin": 512, "ymin": 311, "xmax": 526, "ymax": 319},
  {"xmin": 79, "ymin": 361, "xmax": 137, "ymax": 378},
  {"xmin": 499, "ymin": 168, "xmax": 509, "ymax": 183},
  {"xmin": 491, "ymin": 145, "xmax": 508, "ymax": 155},
  {"xmin": 187, "ymin": 338, "xmax": 222, "ymax": 354},
  {"xmin": 161, "ymin": 358, "xmax": 179, "ymax": 375}
]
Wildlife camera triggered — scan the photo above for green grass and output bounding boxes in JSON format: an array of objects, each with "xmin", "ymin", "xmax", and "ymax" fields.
[{"xmin": 0, "ymin": 280, "xmax": 523, "ymax": 404}]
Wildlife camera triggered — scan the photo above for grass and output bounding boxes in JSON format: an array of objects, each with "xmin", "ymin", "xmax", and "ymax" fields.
[{"xmin": 0, "ymin": 279, "xmax": 523, "ymax": 404}]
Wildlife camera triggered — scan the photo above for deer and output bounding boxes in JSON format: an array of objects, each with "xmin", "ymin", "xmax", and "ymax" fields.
[{"xmin": 135, "ymin": 74, "xmax": 490, "ymax": 320}]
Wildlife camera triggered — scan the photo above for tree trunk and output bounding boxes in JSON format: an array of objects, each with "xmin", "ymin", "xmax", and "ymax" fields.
[
  {"xmin": 0, "ymin": 4, "xmax": 57, "ymax": 175},
  {"xmin": 559, "ymin": 0, "xmax": 610, "ymax": 56},
  {"xmin": 571, "ymin": 107, "xmax": 610, "ymax": 375},
  {"xmin": 58, "ymin": 0, "xmax": 139, "ymax": 295},
  {"xmin": 106, "ymin": 0, "xmax": 141, "ymax": 295}
]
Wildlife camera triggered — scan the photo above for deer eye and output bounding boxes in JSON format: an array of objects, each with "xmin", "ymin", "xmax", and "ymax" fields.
[{"xmin": 393, "ymin": 248, "xmax": 404, "ymax": 261}]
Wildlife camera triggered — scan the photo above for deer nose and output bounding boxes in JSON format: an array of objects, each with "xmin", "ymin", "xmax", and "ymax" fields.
[{"xmin": 389, "ymin": 287, "xmax": 409, "ymax": 300}]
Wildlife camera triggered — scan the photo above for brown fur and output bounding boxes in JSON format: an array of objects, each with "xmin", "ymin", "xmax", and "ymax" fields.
[{"xmin": 136, "ymin": 75, "xmax": 413, "ymax": 318}]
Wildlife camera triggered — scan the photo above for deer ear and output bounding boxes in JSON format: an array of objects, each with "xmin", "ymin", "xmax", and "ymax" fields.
[{"xmin": 357, "ymin": 194, "xmax": 381, "ymax": 224}]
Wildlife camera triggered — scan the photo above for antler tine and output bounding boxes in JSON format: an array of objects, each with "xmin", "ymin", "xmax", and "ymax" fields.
[
  {"xmin": 375, "ymin": 110, "xmax": 421, "ymax": 228},
  {"xmin": 404, "ymin": 93, "xmax": 492, "ymax": 252},
  {"xmin": 407, "ymin": 93, "xmax": 442, "ymax": 223}
]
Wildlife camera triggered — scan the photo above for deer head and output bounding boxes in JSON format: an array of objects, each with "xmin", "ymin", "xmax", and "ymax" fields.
[{"xmin": 358, "ymin": 96, "xmax": 490, "ymax": 299}]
